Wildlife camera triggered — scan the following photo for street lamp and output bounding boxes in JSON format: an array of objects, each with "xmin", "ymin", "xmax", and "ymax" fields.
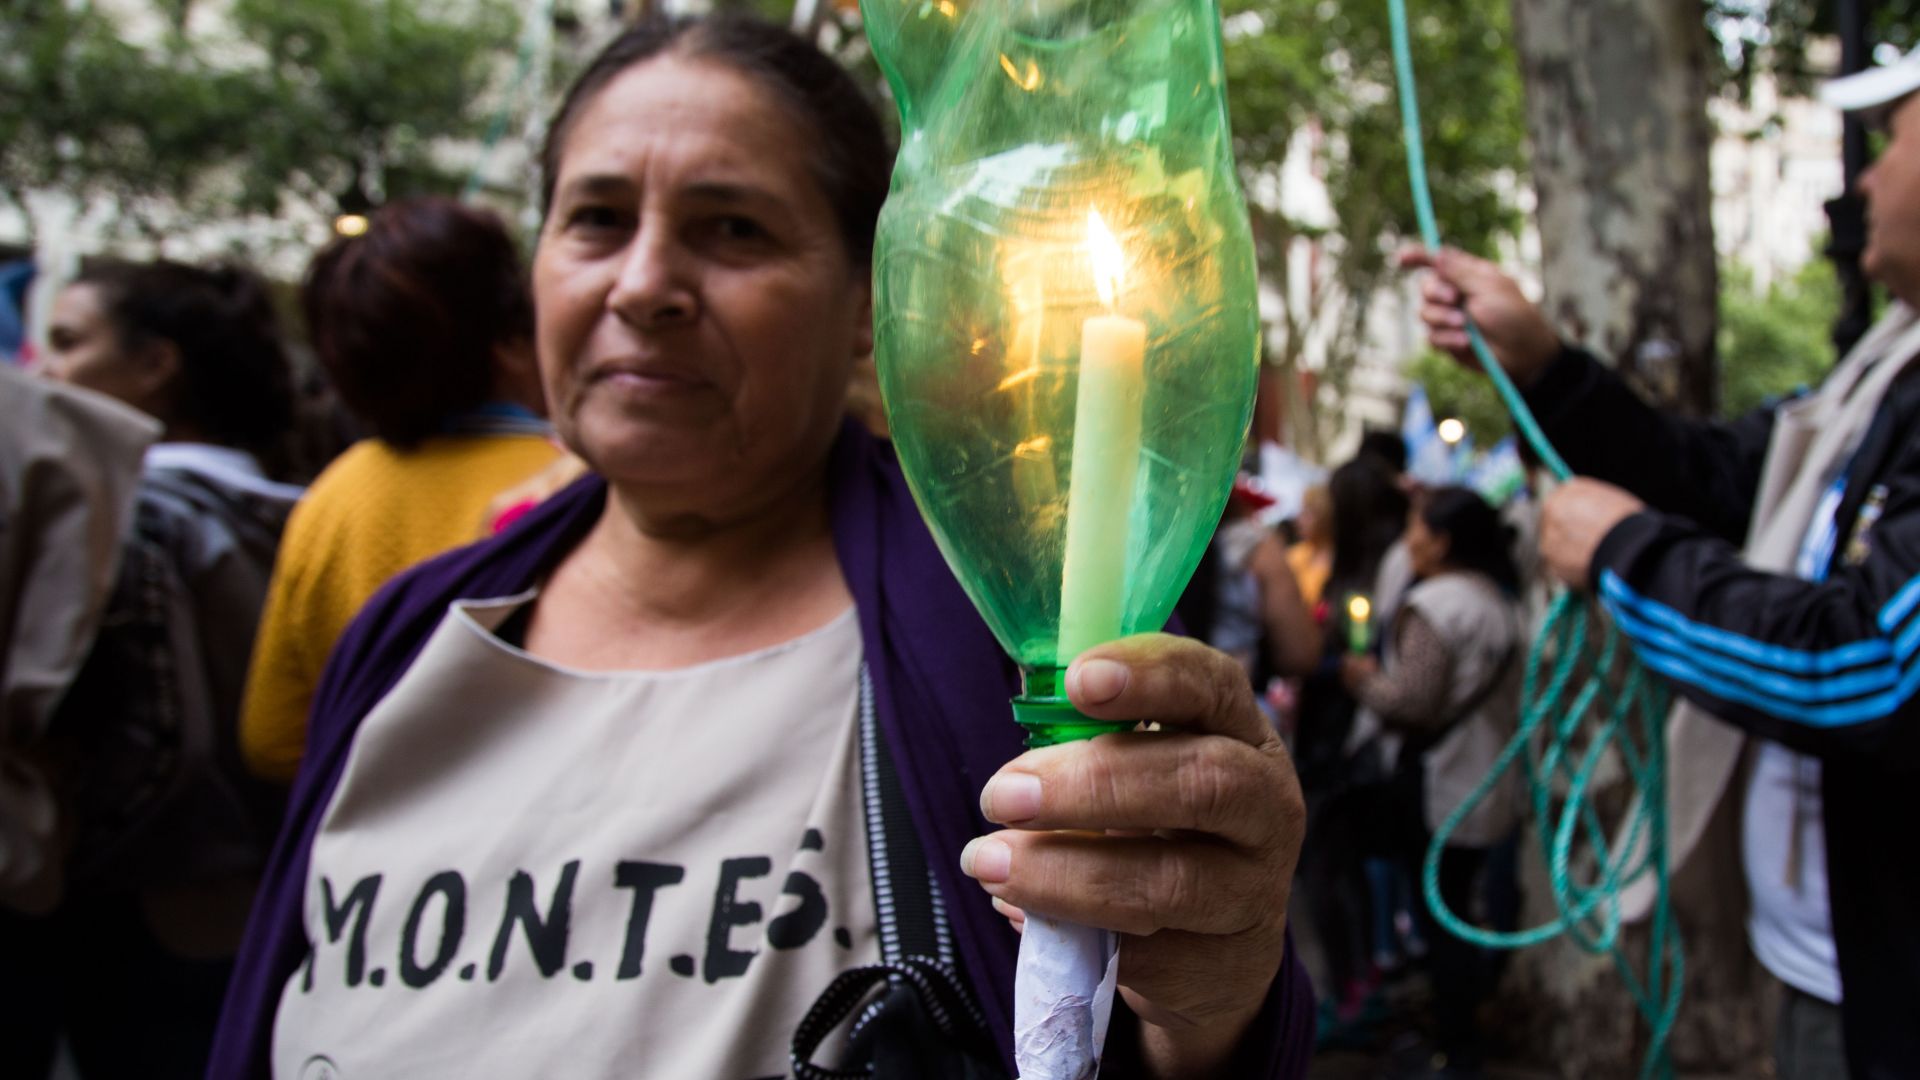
[{"xmin": 1437, "ymin": 417, "xmax": 1466, "ymax": 445}]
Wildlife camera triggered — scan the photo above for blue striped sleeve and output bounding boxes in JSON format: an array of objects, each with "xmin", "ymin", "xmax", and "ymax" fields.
[{"xmin": 1599, "ymin": 570, "xmax": 1920, "ymax": 729}]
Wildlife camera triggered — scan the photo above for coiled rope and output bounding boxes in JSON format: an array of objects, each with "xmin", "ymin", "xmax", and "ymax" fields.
[{"xmin": 1387, "ymin": 3, "xmax": 1684, "ymax": 1074}]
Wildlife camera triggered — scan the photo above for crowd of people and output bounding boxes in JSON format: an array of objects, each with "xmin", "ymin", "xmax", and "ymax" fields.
[
  {"xmin": 3, "ymin": 10, "xmax": 1919, "ymax": 1080},
  {"xmin": 2, "ymin": 196, "xmax": 571, "ymax": 1076},
  {"xmin": 1180, "ymin": 432, "xmax": 1530, "ymax": 1076}
]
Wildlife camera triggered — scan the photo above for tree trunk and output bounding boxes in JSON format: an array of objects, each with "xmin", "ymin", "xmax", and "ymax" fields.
[
  {"xmin": 1512, "ymin": 0, "xmax": 1719, "ymax": 415},
  {"xmin": 1500, "ymin": 3, "xmax": 1765, "ymax": 1075}
]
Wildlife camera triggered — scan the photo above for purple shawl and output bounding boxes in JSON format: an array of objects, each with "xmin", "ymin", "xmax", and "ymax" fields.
[{"xmin": 208, "ymin": 419, "xmax": 1312, "ymax": 1077}]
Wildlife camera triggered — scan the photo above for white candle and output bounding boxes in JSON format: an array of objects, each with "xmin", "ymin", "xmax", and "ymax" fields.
[{"xmin": 1057, "ymin": 212, "xmax": 1147, "ymax": 662}]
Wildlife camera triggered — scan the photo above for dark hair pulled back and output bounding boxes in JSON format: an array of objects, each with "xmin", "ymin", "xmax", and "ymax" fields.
[
  {"xmin": 1356, "ymin": 429, "xmax": 1408, "ymax": 475},
  {"xmin": 539, "ymin": 13, "xmax": 893, "ymax": 265},
  {"xmin": 1327, "ymin": 457, "xmax": 1410, "ymax": 600},
  {"xmin": 302, "ymin": 197, "xmax": 533, "ymax": 448},
  {"xmin": 76, "ymin": 259, "xmax": 294, "ymax": 457},
  {"xmin": 1420, "ymin": 485, "xmax": 1522, "ymax": 595}
]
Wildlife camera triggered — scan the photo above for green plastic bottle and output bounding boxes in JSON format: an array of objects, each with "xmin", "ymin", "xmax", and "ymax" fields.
[{"xmin": 864, "ymin": 0, "xmax": 1262, "ymax": 747}]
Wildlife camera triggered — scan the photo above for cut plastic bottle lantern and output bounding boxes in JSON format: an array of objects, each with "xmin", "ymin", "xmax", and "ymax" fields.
[{"xmin": 865, "ymin": 0, "xmax": 1261, "ymax": 744}]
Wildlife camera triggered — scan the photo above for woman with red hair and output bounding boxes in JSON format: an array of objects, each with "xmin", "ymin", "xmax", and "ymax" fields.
[{"xmin": 238, "ymin": 198, "xmax": 561, "ymax": 783}]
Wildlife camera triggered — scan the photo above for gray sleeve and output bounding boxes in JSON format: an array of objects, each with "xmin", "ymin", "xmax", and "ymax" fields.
[{"xmin": 1353, "ymin": 609, "xmax": 1455, "ymax": 730}]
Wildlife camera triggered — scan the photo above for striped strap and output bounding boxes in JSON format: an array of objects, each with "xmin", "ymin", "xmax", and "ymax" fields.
[{"xmin": 789, "ymin": 664, "xmax": 997, "ymax": 1078}]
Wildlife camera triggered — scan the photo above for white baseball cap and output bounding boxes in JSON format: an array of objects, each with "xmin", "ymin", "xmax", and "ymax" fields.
[{"xmin": 1821, "ymin": 46, "xmax": 1920, "ymax": 120}]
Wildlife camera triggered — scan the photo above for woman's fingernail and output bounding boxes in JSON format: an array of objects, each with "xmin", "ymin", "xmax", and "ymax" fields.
[
  {"xmin": 982, "ymin": 772, "xmax": 1043, "ymax": 823},
  {"xmin": 1071, "ymin": 658, "xmax": 1129, "ymax": 704},
  {"xmin": 960, "ymin": 837, "xmax": 1012, "ymax": 884}
]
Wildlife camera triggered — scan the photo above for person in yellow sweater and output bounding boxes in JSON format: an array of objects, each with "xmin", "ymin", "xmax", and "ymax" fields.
[
  {"xmin": 1286, "ymin": 482, "xmax": 1333, "ymax": 608},
  {"xmin": 240, "ymin": 198, "xmax": 563, "ymax": 782}
]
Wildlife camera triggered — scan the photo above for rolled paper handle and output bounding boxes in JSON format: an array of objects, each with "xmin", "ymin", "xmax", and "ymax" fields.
[
  {"xmin": 1008, "ymin": 672, "xmax": 1126, "ymax": 1077},
  {"xmin": 1013, "ymin": 913, "xmax": 1119, "ymax": 1080}
]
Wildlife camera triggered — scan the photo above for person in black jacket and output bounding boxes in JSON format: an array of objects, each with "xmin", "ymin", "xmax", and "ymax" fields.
[{"xmin": 1401, "ymin": 50, "xmax": 1920, "ymax": 1080}]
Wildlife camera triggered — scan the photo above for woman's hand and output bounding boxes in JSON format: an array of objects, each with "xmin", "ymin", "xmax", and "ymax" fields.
[
  {"xmin": 961, "ymin": 635, "xmax": 1306, "ymax": 1077},
  {"xmin": 1338, "ymin": 654, "xmax": 1379, "ymax": 693},
  {"xmin": 1248, "ymin": 533, "xmax": 1324, "ymax": 677}
]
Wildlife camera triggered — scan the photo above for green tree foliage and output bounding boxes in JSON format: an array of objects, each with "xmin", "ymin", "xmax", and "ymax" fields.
[
  {"xmin": 1718, "ymin": 257, "xmax": 1845, "ymax": 418},
  {"xmin": 1222, "ymin": 0, "xmax": 1527, "ymax": 455},
  {"xmin": 1710, "ymin": 0, "xmax": 1920, "ymax": 100},
  {"xmin": 0, "ymin": 0, "xmax": 516, "ymax": 235},
  {"xmin": 224, "ymin": 0, "xmax": 517, "ymax": 213},
  {"xmin": 1407, "ymin": 256, "xmax": 1847, "ymax": 439},
  {"xmin": 0, "ymin": 2, "xmax": 249, "ymax": 213}
]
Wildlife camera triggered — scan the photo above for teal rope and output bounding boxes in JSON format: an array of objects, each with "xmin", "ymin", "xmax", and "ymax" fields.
[{"xmin": 1386, "ymin": 3, "xmax": 1683, "ymax": 1076}]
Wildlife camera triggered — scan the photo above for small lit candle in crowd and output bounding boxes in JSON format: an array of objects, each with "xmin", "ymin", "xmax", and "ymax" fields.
[{"xmin": 1347, "ymin": 593, "xmax": 1373, "ymax": 656}]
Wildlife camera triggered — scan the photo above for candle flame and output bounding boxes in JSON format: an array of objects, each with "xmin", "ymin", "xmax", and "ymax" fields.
[
  {"xmin": 1087, "ymin": 210, "xmax": 1125, "ymax": 309},
  {"xmin": 1347, "ymin": 595, "xmax": 1372, "ymax": 623}
]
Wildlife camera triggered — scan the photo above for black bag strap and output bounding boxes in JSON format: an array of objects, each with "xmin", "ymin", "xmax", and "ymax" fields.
[
  {"xmin": 790, "ymin": 956, "xmax": 996, "ymax": 1079},
  {"xmin": 790, "ymin": 665, "xmax": 1002, "ymax": 1080}
]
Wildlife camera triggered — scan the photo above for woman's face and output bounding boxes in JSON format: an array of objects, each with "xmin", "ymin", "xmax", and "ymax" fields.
[
  {"xmin": 1405, "ymin": 509, "xmax": 1449, "ymax": 578},
  {"xmin": 44, "ymin": 284, "xmax": 163, "ymax": 413},
  {"xmin": 1297, "ymin": 493, "xmax": 1330, "ymax": 546},
  {"xmin": 532, "ymin": 56, "xmax": 871, "ymax": 517}
]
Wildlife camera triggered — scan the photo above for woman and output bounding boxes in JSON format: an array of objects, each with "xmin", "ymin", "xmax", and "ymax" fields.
[
  {"xmin": 1293, "ymin": 458, "xmax": 1407, "ymax": 783},
  {"xmin": 1177, "ymin": 479, "xmax": 1322, "ymax": 686},
  {"xmin": 1286, "ymin": 457, "xmax": 1408, "ymax": 1031},
  {"xmin": 211, "ymin": 16, "xmax": 1310, "ymax": 1080},
  {"xmin": 15, "ymin": 260, "xmax": 301, "ymax": 1078},
  {"xmin": 1285, "ymin": 483, "xmax": 1332, "ymax": 608},
  {"xmin": 239, "ymin": 198, "xmax": 562, "ymax": 783},
  {"xmin": 1340, "ymin": 485, "xmax": 1524, "ymax": 1074}
]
